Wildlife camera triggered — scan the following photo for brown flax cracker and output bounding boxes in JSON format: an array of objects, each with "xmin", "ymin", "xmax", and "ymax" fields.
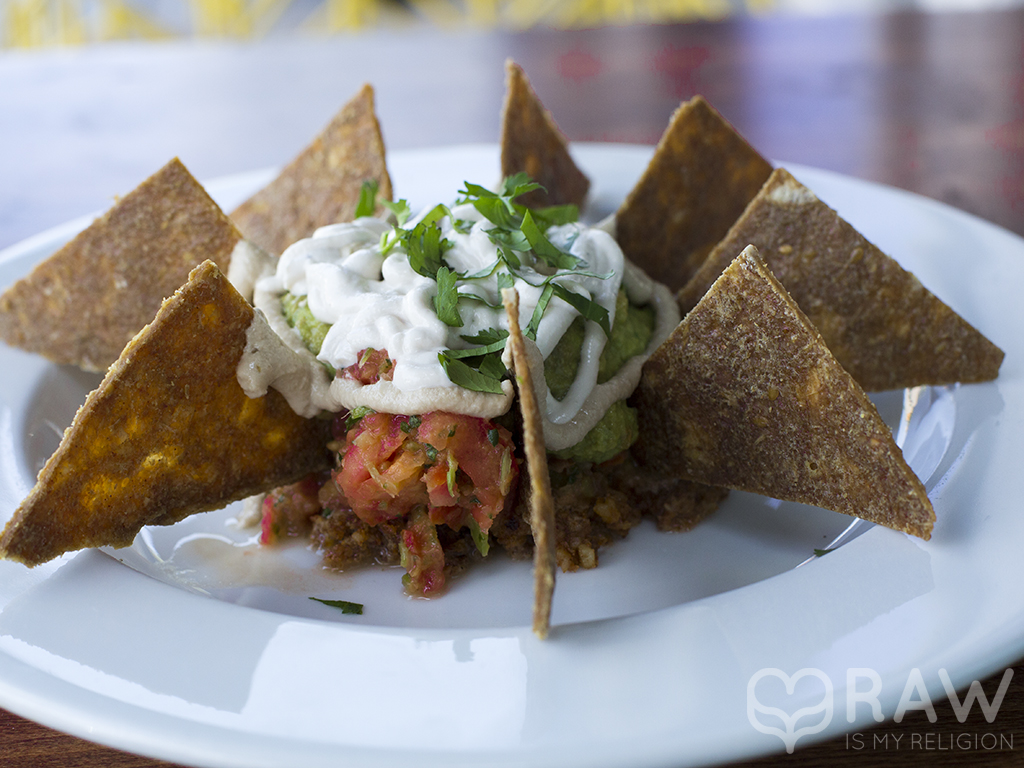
[
  {"xmin": 0, "ymin": 158, "xmax": 242, "ymax": 372},
  {"xmin": 633, "ymin": 246, "xmax": 935, "ymax": 539},
  {"xmin": 500, "ymin": 60, "xmax": 590, "ymax": 210},
  {"xmin": 0, "ymin": 261, "xmax": 331, "ymax": 566},
  {"xmin": 615, "ymin": 96, "xmax": 773, "ymax": 292},
  {"xmin": 231, "ymin": 84, "xmax": 392, "ymax": 256},
  {"xmin": 502, "ymin": 287, "xmax": 556, "ymax": 639},
  {"xmin": 678, "ymin": 168, "xmax": 1004, "ymax": 391}
]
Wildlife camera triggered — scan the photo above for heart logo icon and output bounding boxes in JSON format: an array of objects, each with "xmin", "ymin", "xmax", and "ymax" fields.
[{"xmin": 747, "ymin": 668, "xmax": 834, "ymax": 753}]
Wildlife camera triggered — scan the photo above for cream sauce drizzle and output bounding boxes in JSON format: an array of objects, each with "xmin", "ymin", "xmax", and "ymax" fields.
[{"xmin": 234, "ymin": 205, "xmax": 680, "ymax": 449}]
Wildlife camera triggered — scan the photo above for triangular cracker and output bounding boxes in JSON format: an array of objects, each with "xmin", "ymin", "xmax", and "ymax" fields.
[
  {"xmin": 615, "ymin": 96, "xmax": 773, "ymax": 292},
  {"xmin": 500, "ymin": 60, "xmax": 590, "ymax": 210},
  {"xmin": 502, "ymin": 287, "xmax": 556, "ymax": 639},
  {"xmin": 0, "ymin": 158, "xmax": 241, "ymax": 372},
  {"xmin": 0, "ymin": 261, "xmax": 331, "ymax": 566},
  {"xmin": 678, "ymin": 168, "xmax": 1004, "ymax": 391},
  {"xmin": 633, "ymin": 246, "xmax": 935, "ymax": 539},
  {"xmin": 231, "ymin": 84, "xmax": 392, "ymax": 256}
]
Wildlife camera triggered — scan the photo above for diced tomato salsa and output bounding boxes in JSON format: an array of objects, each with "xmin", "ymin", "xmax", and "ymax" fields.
[
  {"xmin": 261, "ymin": 390, "xmax": 519, "ymax": 597},
  {"xmin": 327, "ymin": 409, "xmax": 518, "ymax": 595}
]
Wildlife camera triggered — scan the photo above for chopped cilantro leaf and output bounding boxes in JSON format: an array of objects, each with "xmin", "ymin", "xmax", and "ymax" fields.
[
  {"xmin": 460, "ymin": 327, "xmax": 509, "ymax": 345},
  {"xmin": 354, "ymin": 180, "xmax": 379, "ymax": 219},
  {"xmin": 446, "ymin": 453, "xmax": 459, "ymax": 496},
  {"xmin": 530, "ymin": 203, "xmax": 580, "ymax": 228},
  {"xmin": 477, "ymin": 352, "xmax": 508, "ymax": 380},
  {"xmin": 445, "ymin": 337, "xmax": 507, "ymax": 359},
  {"xmin": 381, "ymin": 198, "xmax": 412, "ymax": 226},
  {"xmin": 498, "ymin": 172, "xmax": 543, "ymax": 200},
  {"xmin": 468, "ymin": 519, "xmax": 490, "ymax": 557},
  {"xmin": 521, "ymin": 210, "xmax": 582, "ymax": 270},
  {"xmin": 438, "ymin": 352, "xmax": 507, "ymax": 394},
  {"xmin": 550, "ymin": 284, "xmax": 611, "ymax": 337},
  {"xmin": 525, "ymin": 283, "xmax": 555, "ymax": 340},
  {"xmin": 434, "ymin": 267, "xmax": 464, "ymax": 327},
  {"xmin": 309, "ymin": 597, "xmax": 363, "ymax": 615},
  {"xmin": 407, "ymin": 219, "xmax": 451, "ymax": 278},
  {"xmin": 345, "ymin": 405, "xmax": 375, "ymax": 431},
  {"xmin": 400, "ymin": 415, "xmax": 423, "ymax": 434}
]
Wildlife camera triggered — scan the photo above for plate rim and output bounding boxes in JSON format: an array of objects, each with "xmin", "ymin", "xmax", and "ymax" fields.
[{"xmin": 0, "ymin": 142, "xmax": 1021, "ymax": 768}]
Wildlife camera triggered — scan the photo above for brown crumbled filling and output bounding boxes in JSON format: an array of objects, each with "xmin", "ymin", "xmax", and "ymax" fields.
[
  {"xmin": 490, "ymin": 452, "xmax": 726, "ymax": 572},
  {"xmin": 311, "ymin": 507, "xmax": 482, "ymax": 580}
]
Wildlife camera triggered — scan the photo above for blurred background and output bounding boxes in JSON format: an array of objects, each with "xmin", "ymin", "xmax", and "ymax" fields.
[
  {"xmin": 2, "ymin": 0, "xmax": 1023, "ymax": 45},
  {"xmin": 3, "ymin": 0, "xmax": 1024, "ymax": 257}
]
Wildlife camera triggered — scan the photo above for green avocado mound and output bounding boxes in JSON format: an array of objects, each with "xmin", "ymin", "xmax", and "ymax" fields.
[
  {"xmin": 545, "ymin": 290, "xmax": 655, "ymax": 464},
  {"xmin": 281, "ymin": 293, "xmax": 331, "ymax": 355},
  {"xmin": 549, "ymin": 399, "xmax": 640, "ymax": 465}
]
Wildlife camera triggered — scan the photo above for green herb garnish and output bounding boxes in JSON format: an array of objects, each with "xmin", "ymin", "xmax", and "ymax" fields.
[
  {"xmin": 381, "ymin": 203, "xmax": 453, "ymax": 280},
  {"xmin": 434, "ymin": 266, "xmax": 464, "ymax": 327},
  {"xmin": 309, "ymin": 597, "xmax": 364, "ymax": 615},
  {"xmin": 446, "ymin": 453, "xmax": 459, "ymax": 496},
  {"xmin": 438, "ymin": 352, "xmax": 507, "ymax": 394},
  {"xmin": 460, "ymin": 327, "xmax": 509, "ymax": 346},
  {"xmin": 424, "ymin": 444, "xmax": 439, "ymax": 464},
  {"xmin": 525, "ymin": 283, "xmax": 555, "ymax": 340},
  {"xmin": 468, "ymin": 519, "xmax": 490, "ymax": 557},
  {"xmin": 521, "ymin": 209, "xmax": 583, "ymax": 270},
  {"xmin": 345, "ymin": 405, "xmax": 375, "ymax": 431},
  {"xmin": 354, "ymin": 180, "xmax": 379, "ymax": 219},
  {"xmin": 550, "ymin": 284, "xmax": 612, "ymax": 337},
  {"xmin": 381, "ymin": 197, "xmax": 412, "ymax": 226}
]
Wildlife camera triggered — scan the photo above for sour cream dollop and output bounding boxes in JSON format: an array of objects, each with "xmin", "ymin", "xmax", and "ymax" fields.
[{"xmin": 234, "ymin": 199, "xmax": 680, "ymax": 451}]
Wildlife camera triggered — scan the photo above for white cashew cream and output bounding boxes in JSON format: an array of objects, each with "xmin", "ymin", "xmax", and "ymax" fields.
[{"xmin": 231, "ymin": 199, "xmax": 679, "ymax": 451}]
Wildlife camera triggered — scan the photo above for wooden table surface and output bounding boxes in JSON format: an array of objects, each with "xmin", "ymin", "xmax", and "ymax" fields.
[{"xmin": 2, "ymin": 7, "xmax": 1023, "ymax": 767}]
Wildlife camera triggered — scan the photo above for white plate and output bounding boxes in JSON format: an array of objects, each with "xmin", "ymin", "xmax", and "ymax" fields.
[{"xmin": 0, "ymin": 144, "xmax": 1020, "ymax": 767}]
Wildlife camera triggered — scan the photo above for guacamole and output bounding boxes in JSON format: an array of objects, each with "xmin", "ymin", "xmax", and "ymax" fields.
[
  {"xmin": 545, "ymin": 289, "xmax": 655, "ymax": 463},
  {"xmin": 282, "ymin": 287, "xmax": 655, "ymax": 465}
]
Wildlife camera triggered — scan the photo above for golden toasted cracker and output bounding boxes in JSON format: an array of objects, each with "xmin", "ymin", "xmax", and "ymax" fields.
[
  {"xmin": 678, "ymin": 168, "xmax": 1004, "ymax": 391},
  {"xmin": 0, "ymin": 261, "xmax": 331, "ymax": 566},
  {"xmin": 231, "ymin": 84, "xmax": 392, "ymax": 256},
  {"xmin": 615, "ymin": 96, "xmax": 772, "ymax": 292},
  {"xmin": 0, "ymin": 158, "xmax": 241, "ymax": 372},
  {"xmin": 500, "ymin": 60, "xmax": 590, "ymax": 210},
  {"xmin": 633, "ymin": 246, "xmax": 935, "ymax": 539},
  {"xmin": 502, "ymin": 287, "xmax": 556, "ymax": 639}
]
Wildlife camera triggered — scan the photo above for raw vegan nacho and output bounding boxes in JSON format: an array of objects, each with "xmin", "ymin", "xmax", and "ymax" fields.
[
  {"xmin": 614, "ymin": 95, "xmax": 773, "ymax": 292},
  {"xmin": 0, "ymin": 261, "xmax": 331, "ymax": 566},
  {"xmin": 0, "ymin": 67, "xmax": 1006, "ymax": 638},
  {"xmin": 230, "ymin": 83, "xmax": 392, "ymax": 258},
  {"xmin": 0, "ymin": 158, "xmax": 249, "ymax": 372},
  {"xmin": 500, "ymin": 59, "xmax": 590, "ymax": 210},
  {"xmin": 634, "ymin": 246, "xmax": 935, "ymax": 539},
  {"xmin": 677, "ymin": 167, "xmax": 1004, "ymax": 391}
]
